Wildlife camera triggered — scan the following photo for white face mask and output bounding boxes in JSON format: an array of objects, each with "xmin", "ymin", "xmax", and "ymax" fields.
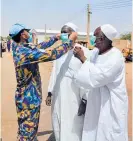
[
  {"xmin": 60, "ymin": 33, "xmax": 69, "ymax": 42},
  {"xmin": 90, "ymin": 35, "xmax": 96, "ymax": 46}
]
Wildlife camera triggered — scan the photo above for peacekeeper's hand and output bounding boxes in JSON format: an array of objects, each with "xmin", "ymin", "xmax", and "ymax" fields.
[
  {"xmin": 45, "ymin": 92, "xmax": 52, "ymax": 106},
  {"xmin": 55, "ymin": 33, "xmax": 61, "ymax": 40},
  {"xmin": 69, "ymin": 32, "xmax": 78, "ymax": 43},
  {"xmin": 73, "ymin": 46, "xmax": 87, "ymax": 63}
]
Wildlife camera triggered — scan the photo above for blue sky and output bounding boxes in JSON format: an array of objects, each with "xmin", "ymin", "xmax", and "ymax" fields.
[{"xmin": 1, "ymin": 0, "xmax": 132, "ymax": 37}]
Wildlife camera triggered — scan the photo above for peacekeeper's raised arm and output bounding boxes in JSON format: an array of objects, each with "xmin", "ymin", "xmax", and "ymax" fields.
[
  {"xmin": 16, "ymin": 32, "xmax": 77, "ymax": 67},
  {"xmin": 36, "ymin": 34, "xmax": 61, "ymax": 49}
]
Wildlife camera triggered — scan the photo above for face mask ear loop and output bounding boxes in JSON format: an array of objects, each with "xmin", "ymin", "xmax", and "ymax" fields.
[
  {"xmin": 90, "ymin": 35, "xmax": 96, "ymax": 46},
  {"xmin": 27, "ymin": 32, "xmax": 33, "ymax": 43}
]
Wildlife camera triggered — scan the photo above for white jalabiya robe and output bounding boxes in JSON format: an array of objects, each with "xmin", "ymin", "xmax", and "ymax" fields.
[
  {"xmin": 74, "ymin": 47, "xmax": 128, "ymax": 141},
  {"xmin": 48, "ymin": 44, "xmax": 91, "ymax": 141}
]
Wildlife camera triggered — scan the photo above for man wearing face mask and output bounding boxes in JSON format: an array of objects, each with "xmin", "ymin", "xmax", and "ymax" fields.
[
  {"xmin": 73, "ymin": 24, "xmax": 128, "ymax": 141},
  {"xmin": 9, "ymin": 23, "xmax": 77, "ymax": 141},
  {"xmin": 45, "ymin": 22, "xmax": 91, "ymax": 141}
]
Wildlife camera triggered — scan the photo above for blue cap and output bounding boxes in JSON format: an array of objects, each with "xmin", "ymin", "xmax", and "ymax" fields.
[{"xmin": 9, "ymin": 23, "xmax": 30, "ymax": 38}]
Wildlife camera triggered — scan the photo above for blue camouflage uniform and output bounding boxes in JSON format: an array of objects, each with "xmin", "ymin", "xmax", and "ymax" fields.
[{"xmin": 12, "ymin": 36, "xmax": 73, "ymax": 140}]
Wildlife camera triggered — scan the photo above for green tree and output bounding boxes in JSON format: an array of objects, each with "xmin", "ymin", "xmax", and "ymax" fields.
[
  {"xmin": 120, "ymin": 33, "xmax": 131, "ymax": 40},
  {"xmin": 0, "ymin": 36, "xmax": 4, "ymax": 40}
]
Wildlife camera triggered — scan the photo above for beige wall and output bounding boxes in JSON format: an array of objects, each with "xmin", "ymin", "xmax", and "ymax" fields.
[{"xmin": 113, "ymin": 39, "xmax": 132, "ymax": 51}]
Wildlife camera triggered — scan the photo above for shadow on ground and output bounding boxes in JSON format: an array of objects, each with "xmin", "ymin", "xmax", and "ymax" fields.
[{"xmin": 37, "ymin": 131, "xmax": 55, "ymax": 141}]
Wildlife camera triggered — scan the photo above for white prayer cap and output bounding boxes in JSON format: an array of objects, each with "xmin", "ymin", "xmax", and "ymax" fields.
[
  {"xmin": 101, "ymin": 24, "xmax": 118, "ymax": 41},
  {"xmin": 64, "ymin": 22, "xmax": 78, "ymax": 32}
]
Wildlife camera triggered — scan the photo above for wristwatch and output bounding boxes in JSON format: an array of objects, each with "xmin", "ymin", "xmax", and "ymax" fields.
[{"xmin": 48, "ymin": 92, "xmax": 52, "ymax": 97}]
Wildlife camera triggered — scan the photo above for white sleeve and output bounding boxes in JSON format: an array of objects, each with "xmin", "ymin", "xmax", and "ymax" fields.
[
  {"xmin": 74, "ymin": 53, "xmax": 124, "ymax": 89},
  {"xmin": 48, "ymin": 61, "xmax": 56, "ymax": 93}
]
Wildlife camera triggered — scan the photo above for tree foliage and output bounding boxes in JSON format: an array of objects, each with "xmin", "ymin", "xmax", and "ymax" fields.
[{"xmin": 120, "ymin": 33, "xmax": 131, "ymax": 40}]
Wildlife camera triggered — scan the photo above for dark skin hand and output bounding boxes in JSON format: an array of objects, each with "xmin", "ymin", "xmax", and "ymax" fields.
[
  {"xmin": 45, "ymin": 96, "xmax": 52, "ymax": 106},
  {"xmin": 73, "ymin": 47, "xmax": 87, "ymax": 63},
  {"xmin": 45, "ymin": 92, "xmax": 52, "ymax": 106}
]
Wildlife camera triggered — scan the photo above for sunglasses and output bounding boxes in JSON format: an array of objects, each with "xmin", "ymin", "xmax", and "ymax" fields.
[{"xmin": 61, "ymin": 31, "xmax": 68, "ymax": 33}]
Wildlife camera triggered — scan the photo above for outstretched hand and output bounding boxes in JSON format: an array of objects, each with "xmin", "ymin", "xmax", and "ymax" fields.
[
  {"xmin": 55, "ymin": 33, "xmax": 61, "ymax": 40},
  {"xmin": 73, "ymin": 46, "xmax": 87, "ymax": 63}
]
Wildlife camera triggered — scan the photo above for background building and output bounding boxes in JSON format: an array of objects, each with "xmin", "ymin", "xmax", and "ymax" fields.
[{"xmin": 31, "ymin": 29, "xmax": 94, "ymax": 47}]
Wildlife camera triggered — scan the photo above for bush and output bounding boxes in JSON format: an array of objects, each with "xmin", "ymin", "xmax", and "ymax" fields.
[{"xmin": 120, "ymin": 33, "xmax": 131, "ymax": 40}]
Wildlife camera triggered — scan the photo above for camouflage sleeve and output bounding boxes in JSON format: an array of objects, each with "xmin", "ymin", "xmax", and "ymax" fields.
[
  {"xmin": 37, "ymin": 36, "xmax": 58, "ymax": 49},
  {"xmin": 17, "ymin": 40, "xmax": 73, "ymax": 67}
]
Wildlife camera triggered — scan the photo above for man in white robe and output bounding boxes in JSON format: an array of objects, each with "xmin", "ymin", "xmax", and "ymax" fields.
[
  {"xmin": 73, "ymin": 24, "xmax": 128, "ymax": 141},
  {"xmin": 46, "ymin": 23, "xmax": 91, "ymax": 141}
]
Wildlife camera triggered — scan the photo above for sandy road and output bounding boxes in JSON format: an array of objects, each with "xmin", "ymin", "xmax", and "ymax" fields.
[{"xmin": 1, "ymin": 52, "xmax": 132, "ymax": 141}]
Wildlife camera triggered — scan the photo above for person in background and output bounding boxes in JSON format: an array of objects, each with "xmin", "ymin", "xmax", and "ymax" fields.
[{"xmin": 7, "ymin": 39, "xmax": 11, "ymax": 52}]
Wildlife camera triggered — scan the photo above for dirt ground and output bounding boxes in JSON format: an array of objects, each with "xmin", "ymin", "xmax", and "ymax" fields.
[{"xmin": 1, "ymin": 52, "xmax": 132, "ymax": 141}]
